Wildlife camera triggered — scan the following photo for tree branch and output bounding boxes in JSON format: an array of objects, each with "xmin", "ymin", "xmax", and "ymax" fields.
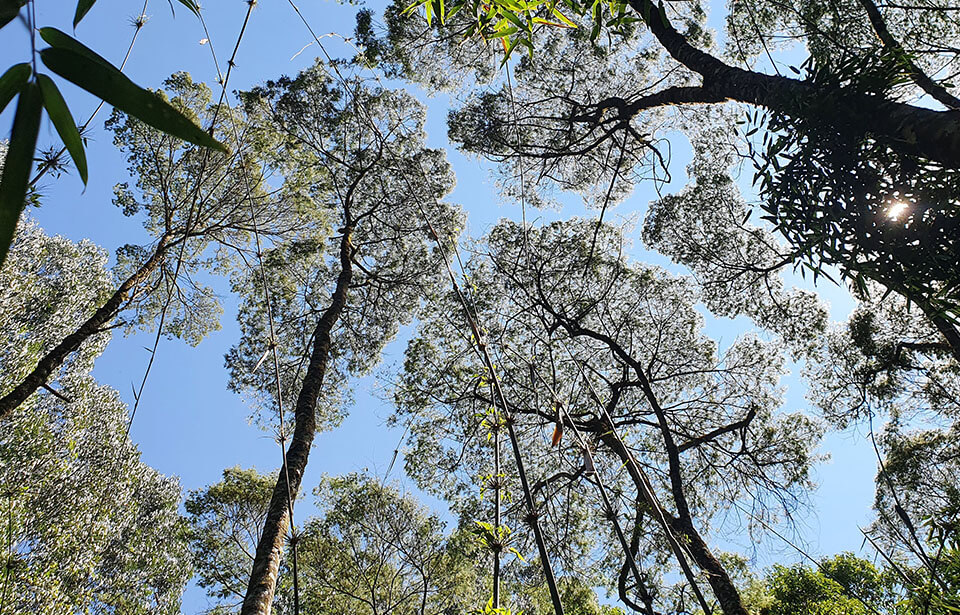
[
  {"xmin": 857, "ymin": 0, "xmax": 960, "ymax": 109},
  {"xmin": 623, "ymin": 0, "xmax": 960, "ymax": 167}
]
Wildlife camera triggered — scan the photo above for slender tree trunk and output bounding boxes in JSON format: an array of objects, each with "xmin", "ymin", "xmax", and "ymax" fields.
[
  {"xmin": 624, "ymin": 0, "xmax": 960, "ymax": 167},
  {"xmin": 0, "ymin": 235, "xmax": 170, "ymax": 421},
  {"xmin": 601, "ymin": 432, "xmax": 748, "ymax": 615},
  {"xmin": 541, "ymin": 300, "xmax": 747, "ymax": 615},
  {"xmin": 492, "ymin": 389, "xmax": 502, "ymax": 609},
  {"xmin": 240, "ymin": 226, "xmax": 354, "ymax": 615}
]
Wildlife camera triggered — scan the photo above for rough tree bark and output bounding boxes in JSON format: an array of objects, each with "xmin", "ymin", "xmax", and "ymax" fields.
[{"xmin": 239, "ymin": 225, "xmax": 354, "ymax": 615}]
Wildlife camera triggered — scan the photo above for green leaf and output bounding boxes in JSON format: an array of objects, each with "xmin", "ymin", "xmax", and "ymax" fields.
[
  {"xmin": 39, "ymin": 47, "xmax": 226, "ymax": 152},
  {"xmin": 0, "ymin": 63, "xmax": 31, "ymax": 115},
  {"xmin": 0, "ymin": 81, "xmax": 42, "ymax": 267},
  {"xmin": 446, "ymin": 2, "xmax": 463, "ymax": 20},
  {"xmin": 171, "ymin": 0, "xmax": 201, "ymax": 17},
  {"xmin": 73, "ymin": 0, "xmax": 97, "ymax": 26},
  {"xmin": 36, "ymin": 74, "xmax": 88, "ymax": 184},
  {"xmin": 500, "ymin": 8, "xmax": 524, "ymax": 27},
  {"xmin": 0, "ymin": 0, "xmax": 26, "ymax": 30},
  {"xmin": 401, "ymin": 0, "xmax": 426, "ymax": 16},
  {"xmin": 500, "ymin": 36, "xmax": 522, "ymax": 65},
  {"xmin": 508, "ymin": 546, "xmax": 527, "ymax": 563},
  {"xmin": 39, "ymin": 26, "xmax": 118, "ymax": 66},
  {"xmin": 551, "ymin": 7, "xmax": 577, "ymax": 27}
]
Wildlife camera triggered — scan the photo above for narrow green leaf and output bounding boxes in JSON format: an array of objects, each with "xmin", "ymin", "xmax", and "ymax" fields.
[
  {"xmin": 0, "ymin": 82, "xmax": 42, "ymax": 268},
  {"xmin": 0, "ymin": 0, "xmax": 26, "ymax": 30},
  {"xmin": 500, "ymin": 36, "xmax": 521, "ymax": 65},
  {"xmin": 501, "ymin": 9, "xmax": 525, "ymax": 30},
  {"xmin": 0, "ymin": 63, "xmax": 31, "ymax": 115},
  {"xmin": 36, "ymin": 74, "xmax": 87, "ymax": 184},
  {"xmin": 532, "ymin": 16, "xmax": 563, "ymax": 26},
  {"xmin": 446, "ymin": 2, "xmax": 463, "ymax": 20},
  {"xmin": 39, "ymin": 26, "xmax": 115, "ymax": 66},
  {"xmin": 550, "ymin": 7, "xmax": 577, "ymax": 27},
  {"xmin": 401, "ymin": 0, "xmax": 425, "ymax": 16},
  {"xmin": 73, "ymin": 0, "xmax": 97, "ymax": 26},
  {"xmin": 172, "ymin": 0, "xmax": 201, "ymax": 17},
  {"xmin": 492, "ymin": 0, "xmax": 524, "ymax": 11},
  {"xmin": 39, "ymin": 47, "xmax": 226, "ymax": 152}
]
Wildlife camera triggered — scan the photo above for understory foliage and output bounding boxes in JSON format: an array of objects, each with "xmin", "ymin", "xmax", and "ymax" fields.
[
  {"xmin": 186, "ymin": 469, "xmax": 482, "ymax": 615},
  {"xmin": 741, "ymin": 552, "xmax": 960, "ymax": 614}
]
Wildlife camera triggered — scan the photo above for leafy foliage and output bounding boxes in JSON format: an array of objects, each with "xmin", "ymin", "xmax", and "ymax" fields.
[
  {"xmin": 0, "ymin": 220, "xmax": 190, "ymax": 614},
  {"xmin": 644, "ymin": 115, "xmax": 828, "ymax": 358},
  {"xmin": 751, "ymin": 52, "xmax": 960, "ymax": 323},
  {"xmin": 227, "ymin": 63, "xmax": 461, "ymax": 426},
  {"xmin": 396, "ymin": 218, "xmax": 822, "ymax": 611},
  {"xmin": 105, "ymin": 72, "xmax": 288, "ymax": 346},
  {"xmin": 185, "ymin": 468, "xmax": 291, "ymax": 614},
  {"xmin": 299, "ymin": 474, "xmax": 482, "ymax": 615}
]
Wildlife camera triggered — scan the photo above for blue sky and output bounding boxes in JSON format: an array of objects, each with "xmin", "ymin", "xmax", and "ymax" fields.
[{"xmin": 1, "ymin": 0, "xmax": 880, "ymax": 611}]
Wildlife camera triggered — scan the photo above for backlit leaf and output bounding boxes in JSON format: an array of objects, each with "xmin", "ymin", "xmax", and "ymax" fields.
[{"xmin": 39, "ymin": 45, "xmax": 226, "ymax": 152}]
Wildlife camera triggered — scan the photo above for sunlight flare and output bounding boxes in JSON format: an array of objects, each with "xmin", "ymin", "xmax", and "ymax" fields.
[{"xmin": 886, "ymin": 201, "xmax": 910, "ymax": 221}]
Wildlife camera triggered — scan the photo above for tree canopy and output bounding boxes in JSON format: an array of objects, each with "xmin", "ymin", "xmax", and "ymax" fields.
[{"xmin": 2, "ymin": 0, "xmax": 960, "ymax": 614}]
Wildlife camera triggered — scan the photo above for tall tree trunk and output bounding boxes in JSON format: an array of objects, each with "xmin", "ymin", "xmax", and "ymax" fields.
[
  {"xmin": 0, "ymin": 235, "xmax": 170, "ymax": 421},
  {"xmin": 624, "ymin": 0, "xmax": 960, "ymax": 167},
  {"xmin": 240, "ymin": 226, "xmax": 354, "ymax": 615}
]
